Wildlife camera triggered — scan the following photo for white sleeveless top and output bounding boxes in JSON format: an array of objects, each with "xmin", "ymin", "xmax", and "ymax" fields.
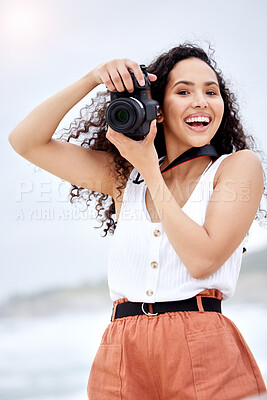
[{"xmin": 108, "ymin": 153, "xmax": 246, "ymax": 303}]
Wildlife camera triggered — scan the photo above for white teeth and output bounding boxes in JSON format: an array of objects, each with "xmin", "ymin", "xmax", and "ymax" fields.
[{"xmin": 185, "ymin": 116, "xmax": 210, "ymax": 123}]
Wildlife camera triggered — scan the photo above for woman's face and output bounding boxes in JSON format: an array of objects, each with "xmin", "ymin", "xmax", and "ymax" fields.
[{"xmin": 161, "ymin": 57, "xmax": 224, "ymax": 150}]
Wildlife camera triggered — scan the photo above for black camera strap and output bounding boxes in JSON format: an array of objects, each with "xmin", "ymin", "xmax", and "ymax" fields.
[
  {"xmin": 133, "ymin": 144, "xmax": 219, "ymax": 184},
  {"xmin": 161, "ymin": 144, "xmax": 219, "ymax": 173}
]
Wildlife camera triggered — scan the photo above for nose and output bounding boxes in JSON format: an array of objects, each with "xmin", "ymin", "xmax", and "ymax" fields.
[{"xmin": 191, "ymin": 92, "xmax": 208, "ymax": 109}]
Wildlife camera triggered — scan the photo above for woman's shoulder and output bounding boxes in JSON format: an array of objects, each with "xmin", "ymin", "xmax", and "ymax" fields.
[
  {"xmin": 213, "ymin": 149, "xmax": 263, "ymax": 190},
  {"xmin": 224, "ymin": 149, "xmax": 261, "ymax": 163},
  {"xmin": 220, "ymin": 149, "xmax": 262, "ymax": 173},
  {"xmin": 214, "ymin": 149, "xmax": 263, "ymax": 189}
]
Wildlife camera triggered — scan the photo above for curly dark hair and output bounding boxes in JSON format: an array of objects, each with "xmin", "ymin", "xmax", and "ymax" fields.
[{"xmin": 55, "ymin": 43, "xmax": 267, "ymax": 245}]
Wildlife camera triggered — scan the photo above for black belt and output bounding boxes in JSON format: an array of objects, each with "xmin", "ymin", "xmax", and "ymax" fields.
[{"xmin": 111, "ymin": 296, "xmax": 222, "ymax": 321}]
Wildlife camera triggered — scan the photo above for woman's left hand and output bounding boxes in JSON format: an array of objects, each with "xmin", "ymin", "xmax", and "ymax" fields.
[{"xmin": 106, "ymin": 119, "xmax": 160, "ymax": 178}]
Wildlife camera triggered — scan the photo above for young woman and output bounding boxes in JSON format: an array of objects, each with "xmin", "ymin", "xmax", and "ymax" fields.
[{"xmin": 9, "ymin": 44, "xmax": 267, "ymax": 399}]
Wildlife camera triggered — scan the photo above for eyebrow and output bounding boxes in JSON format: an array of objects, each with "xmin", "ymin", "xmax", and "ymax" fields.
[{"xmin": 172, "ymin": 80, "xmax": 219, "ymax": 89}]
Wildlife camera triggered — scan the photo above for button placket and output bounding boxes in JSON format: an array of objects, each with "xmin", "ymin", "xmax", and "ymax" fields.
[{"xmin": 144, "ymin": 224, "xmax": 162, "ymax": 301}]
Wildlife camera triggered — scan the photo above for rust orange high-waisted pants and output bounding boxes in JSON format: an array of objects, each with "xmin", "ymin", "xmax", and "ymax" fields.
[{"xmin": 87, "ymin": 289, "xmax": 266, "ymax": 400}]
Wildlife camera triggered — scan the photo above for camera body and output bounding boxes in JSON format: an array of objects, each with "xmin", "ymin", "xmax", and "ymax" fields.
[{"xmin": 105, "ymin": 65, "xmax": 160, "ymax": 140}]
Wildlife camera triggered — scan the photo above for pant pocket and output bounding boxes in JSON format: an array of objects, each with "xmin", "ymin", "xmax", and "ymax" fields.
[
  {"xmin": 186, "ymin": 327, "xmax": 261, "ymax": 400},
  {"xmin": 87, "ymin": 344, "xmax": 122, "ymax": 400}
]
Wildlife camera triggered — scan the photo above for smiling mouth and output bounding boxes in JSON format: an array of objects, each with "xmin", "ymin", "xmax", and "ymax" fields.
[
  {"xmin": 184, "ymin": 120, "xmax": 211, "ymax": 132},
  {"xmin": 185, "ymin": 121, "xmax": 210, "ymax": 127}
]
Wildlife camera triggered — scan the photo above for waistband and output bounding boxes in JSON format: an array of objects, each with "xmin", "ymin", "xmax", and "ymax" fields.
[{"xmin": 111, "ymin": 289, "xmax": 223, "ymax": 321}]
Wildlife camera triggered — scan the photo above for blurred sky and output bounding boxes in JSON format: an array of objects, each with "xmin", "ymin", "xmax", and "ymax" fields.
[{"xmin": 1, "ymin": 0, "xmax": 267, "ymax": 302}]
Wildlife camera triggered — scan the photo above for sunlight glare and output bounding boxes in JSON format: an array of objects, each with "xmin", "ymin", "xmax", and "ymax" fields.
[{"xmin": 1, "ymin": 2, "xmax": 45, "ymax": 46}]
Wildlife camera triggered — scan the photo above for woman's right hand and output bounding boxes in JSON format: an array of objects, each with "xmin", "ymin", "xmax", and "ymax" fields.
[{"xmin": 91, "ymin": 58, "xmax": 157, "ymax": 93}]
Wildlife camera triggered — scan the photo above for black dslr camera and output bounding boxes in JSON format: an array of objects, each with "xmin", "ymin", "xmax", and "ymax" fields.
[{"xmin": 105, "ymin": 65, "xmax": 160, "ymax": 141}]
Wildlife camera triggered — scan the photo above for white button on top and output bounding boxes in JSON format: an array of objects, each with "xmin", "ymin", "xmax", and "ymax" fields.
[
  {"xmin": 151, "ymin": 261, "xmax": 158, "ymax": 269},
  {"xmin": 153, "ymin": 229, "xmax": 161, "ymax": 237},
  {"xmin": 146, "ymin": 290, "xmax": 154, "ymax": 296}
]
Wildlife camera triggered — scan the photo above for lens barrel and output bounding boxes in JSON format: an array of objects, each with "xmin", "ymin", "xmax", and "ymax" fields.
[{"xmin": 106, "ymin": 98, "xmax": 145, "ymax": 133}]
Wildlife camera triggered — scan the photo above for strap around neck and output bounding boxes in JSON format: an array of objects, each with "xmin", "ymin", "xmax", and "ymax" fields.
[
  {"xmin": 161, "ymin": 144, "xmax": 219, "ymax": 174},
  {"xmin": 133, "ymin": 144, "xmax": 219, "ymax": 185}
]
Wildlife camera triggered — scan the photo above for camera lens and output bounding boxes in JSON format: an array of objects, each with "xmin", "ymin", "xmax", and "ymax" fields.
[
  {"xmin": 115, "ymin": 109, "xmax": 129, "ymax": 123},
  {"xmin": 106, "ymin": 98, "xmax": 145, "ymax": 134}
]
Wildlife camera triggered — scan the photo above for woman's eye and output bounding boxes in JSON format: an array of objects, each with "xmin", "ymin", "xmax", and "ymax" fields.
[
  {"xmin": 207, "ymin": 91, "xmax": 217, "ymax": 95},
  {"xmin": 177, "ymin": 90, "xmax": 218, "ymax": 96}
]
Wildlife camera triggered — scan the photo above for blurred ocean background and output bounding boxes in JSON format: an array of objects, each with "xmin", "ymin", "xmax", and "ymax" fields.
[{"xmin": 1, "ymin": 0, "xmax": 267, "ymax": 399}]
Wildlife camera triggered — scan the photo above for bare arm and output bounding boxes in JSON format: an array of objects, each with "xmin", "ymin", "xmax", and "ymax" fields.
[
  {"xmin": 8, "ymin": 59, "xmax": 156, "ymax": 195},
  {"xmin": 142, "ymin": 150, "xmax": 264, "ymax": 279},
  {"xmin": 8, "ymin": 70, "xmax": 99, "ymax": 154},
  {"xmin": 8, "ymin": 58, "xmax": 154, "ymax": 154}
]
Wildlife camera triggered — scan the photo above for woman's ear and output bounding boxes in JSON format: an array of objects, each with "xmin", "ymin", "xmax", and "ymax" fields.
[{"xmin": 157, "ymin": 108, "xmax": 164, "ymax": 123}]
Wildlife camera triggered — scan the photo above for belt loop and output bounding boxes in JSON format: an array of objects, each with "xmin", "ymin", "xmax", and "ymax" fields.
[
  {"xmin": 111, "ymin": 302, "xmax": 118, "ymax": 322},
  {"xmin": 196, "ymin": 295, "xmax": 205, "ymax": 312}
]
